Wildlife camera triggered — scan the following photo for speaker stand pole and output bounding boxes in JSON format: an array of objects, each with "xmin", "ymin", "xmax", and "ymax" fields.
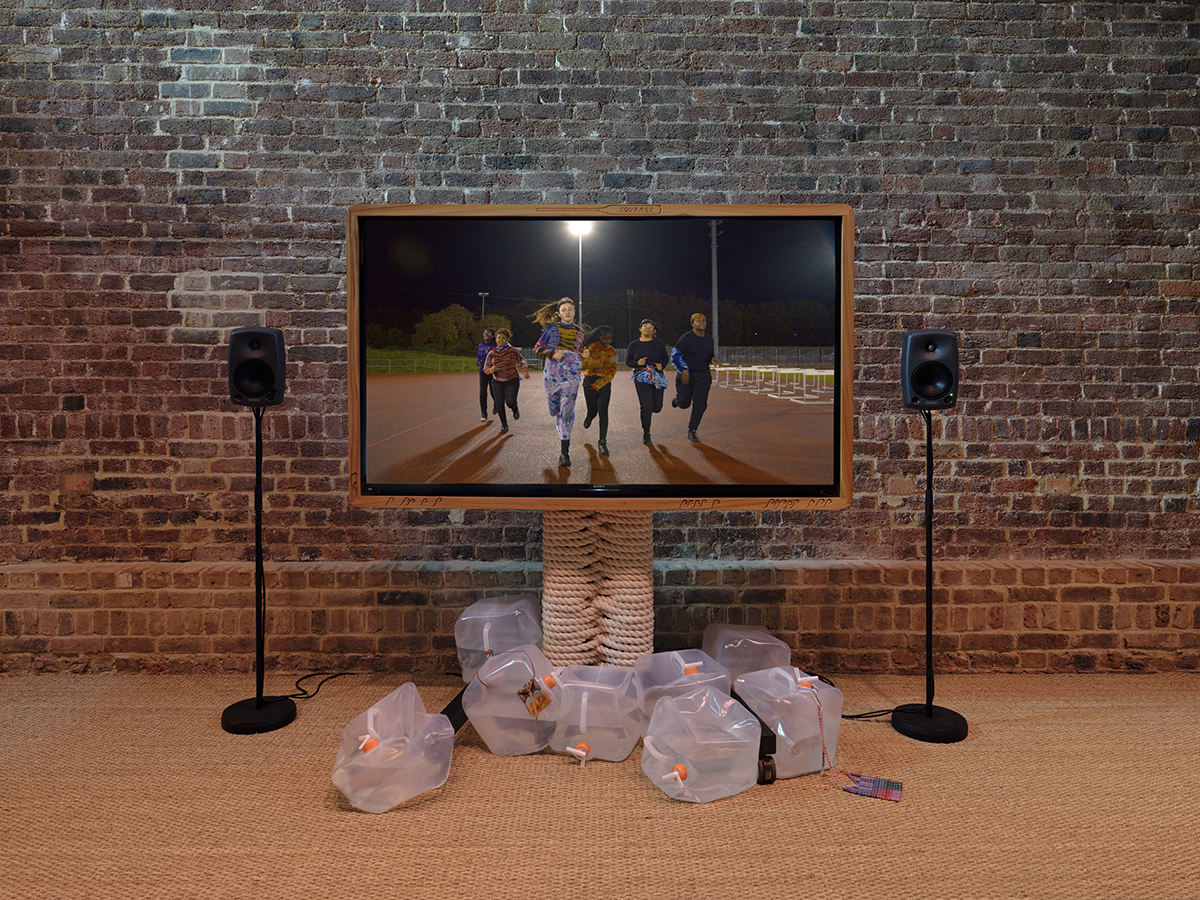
[
  {"xmin": 222, "ymin": 406, "xmax": 297, "ymax": 735},
  {"xmin": 891, "ymin": 408, "xmax": 968, "ymax": 743}
]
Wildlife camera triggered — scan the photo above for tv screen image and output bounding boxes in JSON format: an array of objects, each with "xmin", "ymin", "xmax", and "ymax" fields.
[{"xmin": 346, "ymin": 204, "xmax": 854, "ymax": 512}]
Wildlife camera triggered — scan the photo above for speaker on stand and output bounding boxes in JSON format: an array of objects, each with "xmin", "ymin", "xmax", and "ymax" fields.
[
  {"xmin": 221, "ymin": 327, "xmax": 297, "ymax": 735},
  {"xmin": 891, "ymin": 329, "xmax": 969, "ymax": 744}
]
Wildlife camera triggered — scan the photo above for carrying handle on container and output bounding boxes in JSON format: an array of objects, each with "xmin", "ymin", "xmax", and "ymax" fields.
[
  {"xmin": 579, "ymin": 690, "xmax": 589, "ymax": 734},
  {"xmin": 644, "ymin": 734, "xmax": 692, "ymax": 788},
  {"xmin": 477, "ymin": 650, "xmax": 536, "ymax": 694},
  {"xmin": 398, "ymin": 681, "xmax": 421, "ymax": 738},
  {"xmin": 671, "ymin": 651, "xmax": 702, "ymax": 677},
  {"xmin": 770, "ymin": 666, "xmax": 820, "ymax": 693},
  {"xmin": 358, "ymin": 706, "xmax": 381, "ymax": 753},
  {"xmin": 641, "ymin": 735, "xmax": 670, "ymax": 761},
  {"xmin": 482, "ymin": 621, "xmax": 493, "ymax": 656},
  {"xmin": 769, "ymin": 666, "xmax": 797, "ymax": 691}
]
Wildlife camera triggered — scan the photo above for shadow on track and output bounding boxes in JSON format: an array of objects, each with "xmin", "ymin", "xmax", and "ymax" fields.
[
  {"xmin": 691, "ymin": 442, "xmax": 789, "ymax": 485},
  {"xmin": 379, "ymin": 424, "xmax": 495, "ymax": 483}
]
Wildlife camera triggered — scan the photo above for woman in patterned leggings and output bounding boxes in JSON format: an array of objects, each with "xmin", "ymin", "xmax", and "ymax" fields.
[{"xmin": 532, "ymin": 297, "xmax": 585, "ymax": 468}]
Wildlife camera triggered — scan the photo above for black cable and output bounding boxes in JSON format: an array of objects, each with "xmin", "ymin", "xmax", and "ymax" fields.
[
  {"xmin": 803, "ymin": 673, "xmax": 897, "ymax": 719},
  {"xmin": 284, "ymin": 671, "xmax": 359, "ymax": 701},
  {"xmin": 842, "ymin": 708, "xmax": 899, "ymax": 720}
]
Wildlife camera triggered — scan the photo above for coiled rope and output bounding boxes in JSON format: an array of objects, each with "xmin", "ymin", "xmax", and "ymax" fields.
[{"xmin": 541, "ymin": 510, "xmax": 654, "ymax": 666}]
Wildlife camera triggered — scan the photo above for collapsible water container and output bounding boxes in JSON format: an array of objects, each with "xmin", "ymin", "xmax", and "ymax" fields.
[
  {"xmin": 549, "ymin": 665, "xmax": 642, "ymax": 764},
  {"xmin": 701, "ymin": 623, "xmax": 792, "ymax": 680},
  {"xmin": 462, "ymin": 644, "xmax": 559, "ymax": 756},
  {"xmin": 632, "ymin": 650, "xmax": 731, "ymax": 734},
  {"xmin": 454, "ymin": 594, "xmax": 542, "ymax": 684},
  {"xmin": 331, "ymin": 682, "xmax": 456, "ymax": 814},
  {"xmin": 733, "ymin": 667, "xmax": 844, "ymax": 778},
  {"xmin": 640, "ymin": 685, "xmax": 761, "ymax": 804}
]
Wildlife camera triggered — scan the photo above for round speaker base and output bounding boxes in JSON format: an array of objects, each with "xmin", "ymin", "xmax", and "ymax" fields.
[
  {"xmin": 221, "ymin": 696, "xmax": 297, "ymax": 735},
  {"xmin": 891, "ymin": 703, "xmax": 968, "ymax": 744}
]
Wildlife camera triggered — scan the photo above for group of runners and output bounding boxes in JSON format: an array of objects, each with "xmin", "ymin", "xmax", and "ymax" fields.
[{"xmin": 476, "ymin": 298, "xmax": 719, "ymax": 469}]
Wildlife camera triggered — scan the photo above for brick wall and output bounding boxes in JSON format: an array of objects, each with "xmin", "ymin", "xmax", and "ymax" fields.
[
  {"xmin": 2, "ymin": 3, "xmax": 1199, "ymax": 674},
  {"xmin": 2, "ymin": 559, "xmax": 1196, "ymax": 675}
]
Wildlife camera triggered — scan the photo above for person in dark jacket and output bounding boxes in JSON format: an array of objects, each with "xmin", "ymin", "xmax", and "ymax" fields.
[
  {"xmin": 671, "ymin": 312, "xmax": 719, "ymax": 442},
  {"xmin": 626, "ymin": 319, "xmax": 669, "ymax": 446}
]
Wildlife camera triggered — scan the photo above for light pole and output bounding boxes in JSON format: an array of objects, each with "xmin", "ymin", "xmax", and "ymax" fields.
[
  {"xmin": 478, "ymin": 291, "xmax": 488, "ymax": 320},
  {"xmin": 567, "ymin": 221, "xmax": 591, "ymax": 324},
  {"xmin": 626, "ymin": 289, "xmax": 634, "ymax": 345}
]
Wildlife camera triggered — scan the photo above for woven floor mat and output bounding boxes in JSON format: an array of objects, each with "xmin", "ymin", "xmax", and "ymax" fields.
[{"xmin": 1, "ymin": 672, "xmax": 1196, "ymax": 900}]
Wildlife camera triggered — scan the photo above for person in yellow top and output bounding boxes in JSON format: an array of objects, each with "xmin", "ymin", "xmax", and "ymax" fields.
[{"xmin": 580, "ymin": 325, "xmax": 617, "ymax": 456}]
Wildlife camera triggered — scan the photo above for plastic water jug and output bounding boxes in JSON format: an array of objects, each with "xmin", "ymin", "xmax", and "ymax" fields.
[
  {"xmin": 640, "ymin": 685, "xmax": 761, "ymax": 804},
  {"xmin": 462, "ymin": 644, "xmax": 559, "ymax": 756},
  {"xmin": 632, "ymin": 649, "xmax": 731, "ymax": 734},
  {"xmin": 701, "ymin": 623, "xmax": 792, "ymax": 680},
  {"xmin": 454, "ymin": 594, "xmax": 542, "ymax": 684},
  {"xmin": 549, "ymin": 664, "xmax": 642, "ymax": 764},
  {"xmin": 733, "ymin": 667, "xmax": 844, "ymax": 778},
  {"xmin": 331, "ymin": 681, "xmax": 455, "ymax": 813}
]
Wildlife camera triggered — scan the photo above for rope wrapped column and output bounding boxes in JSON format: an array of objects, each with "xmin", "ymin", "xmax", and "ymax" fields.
[
  {"xmin": 540, "ymin": 509, "xmax": 654, "ymax": 667},
  {"xmin": 540, "ymin": 511, "xmax": 602, "ymax": 665},
  {"xmin": 592, "ymin": 510, "xmax": 654, "ymax": 665}
]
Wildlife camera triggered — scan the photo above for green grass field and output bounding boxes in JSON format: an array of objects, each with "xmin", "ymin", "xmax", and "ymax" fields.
[{"xmin": 364, "ymin": 348, "xmax": 479, "ymax": 375}]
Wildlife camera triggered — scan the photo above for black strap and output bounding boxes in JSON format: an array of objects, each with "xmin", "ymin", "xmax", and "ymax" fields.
[{"xmin": 440, "ymin": 685, "xmax": 469, "ymax": 732}]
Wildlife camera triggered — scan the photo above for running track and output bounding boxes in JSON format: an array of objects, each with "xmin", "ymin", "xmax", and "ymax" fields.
[{"xmin": 364, "ymin": 372, "xmax": 835, "ymax": 488}]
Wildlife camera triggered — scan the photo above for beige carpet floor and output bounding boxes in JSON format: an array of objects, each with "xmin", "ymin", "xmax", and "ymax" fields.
[{"xmin": 0, "ymin": 672, "xmax": 1196, "ymax": 900}]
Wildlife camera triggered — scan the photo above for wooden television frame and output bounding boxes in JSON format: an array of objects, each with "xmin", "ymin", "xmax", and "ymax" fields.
[{"xmin": 346, "ymin": 203, "xmax": 854, "ymax": 512}]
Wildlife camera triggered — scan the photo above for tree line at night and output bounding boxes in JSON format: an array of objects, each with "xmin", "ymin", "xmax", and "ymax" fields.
[{"xmin": 364, "ymin": 289, "xmax": 834, "ymax": 356}]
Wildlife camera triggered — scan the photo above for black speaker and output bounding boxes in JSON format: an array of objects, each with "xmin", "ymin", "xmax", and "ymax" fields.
[
  {"xmin": 901, "ymin": 329, "xmax": 958, "ymax": 409},
  {"xmin": 228, "ymin": 326, "xmax": 286, "ymax": 407}
]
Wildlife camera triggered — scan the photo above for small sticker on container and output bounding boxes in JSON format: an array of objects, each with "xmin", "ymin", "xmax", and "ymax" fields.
[{"xmin": 518, "ymin": 677, "xmax": 553, "ymax": 717}]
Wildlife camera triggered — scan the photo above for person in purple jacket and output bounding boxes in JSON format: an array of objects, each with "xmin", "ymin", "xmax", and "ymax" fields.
[{"xmin": 476, "ymin": 327, "xmax": 497, "ymax": 422}]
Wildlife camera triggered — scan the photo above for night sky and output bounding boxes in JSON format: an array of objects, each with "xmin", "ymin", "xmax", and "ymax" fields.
[{"xmin": 357, "ymin": 212, "xmax": 841, "ymax": 342}]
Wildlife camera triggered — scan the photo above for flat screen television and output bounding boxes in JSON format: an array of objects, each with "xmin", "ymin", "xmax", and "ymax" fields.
[{"xmin": 346, "ymin": 203, "xmax": 854, "ymax": 512}]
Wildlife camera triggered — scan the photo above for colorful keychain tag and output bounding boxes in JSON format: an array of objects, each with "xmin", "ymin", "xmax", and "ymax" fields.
[{"xmin": 839, "ymin": 771, "xmax": 903, "ymax": 802}]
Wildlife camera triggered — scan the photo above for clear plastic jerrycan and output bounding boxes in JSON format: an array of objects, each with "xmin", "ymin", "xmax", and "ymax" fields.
[
  {"xmin": 549, "ymin": 664, "xmax": 642, "ymax": 764},
  {"xmin": 454, "ymin": 594, "xmax": 542, "ymax": 684},
  {"xmin": 733, "ymin": 667, "xmax": 844, "ymax": 778},
  {"xmin": 331, "ymin": 681, "xmax": 456, "ymax": 814},
  {"xmin": 632, "ymin": 649, "xmax": 731, "ymax": 735},
  {"xmin": 701, "ymin": 623, "xmax": 792, "ymax": 681},
  {"xmin": 462, "ymin": 644, "xmax": 559, "ymax": 756},
  {"xmin": 640, "ymin": 685, "xmax": 761, "ymax": 804}
]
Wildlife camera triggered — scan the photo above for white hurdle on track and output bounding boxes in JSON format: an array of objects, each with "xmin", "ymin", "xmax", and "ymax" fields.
[{"xmin": 715, "ymin": 366, "xmax": 833, "ymax": 402}]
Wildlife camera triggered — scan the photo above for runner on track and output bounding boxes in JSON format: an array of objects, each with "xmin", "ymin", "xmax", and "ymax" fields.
[{"xmin": 532, "ymin": 297, "xmax": 585, "ymax": 468}]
